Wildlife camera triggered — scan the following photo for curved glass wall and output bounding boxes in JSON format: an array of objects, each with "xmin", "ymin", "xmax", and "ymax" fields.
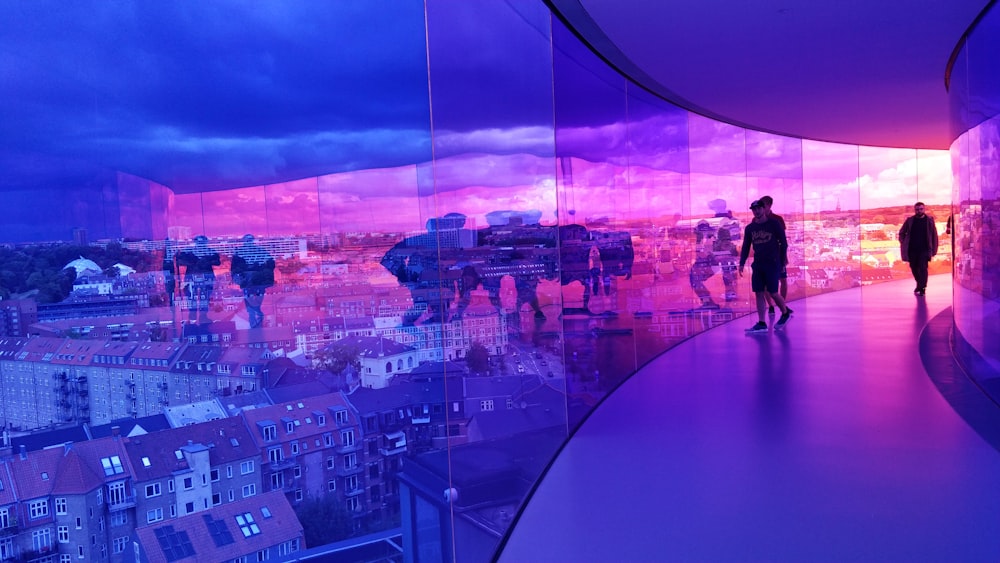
[
  {"xmin": 0, "ymin": 1, "xmax": 949, "ymax": 562},
  {"xmin": 949, "ymin": 1, "xmax": 1000, "ymax": 406}
]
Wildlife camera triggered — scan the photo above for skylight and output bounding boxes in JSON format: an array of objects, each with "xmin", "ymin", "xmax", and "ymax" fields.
[
  {"xmin": 101, "ymin": 455, "xmax": 124, "ymax": 476},
  {"xmin": 235, "ymin": 513, "xmax": 261, "ymax": 537}
]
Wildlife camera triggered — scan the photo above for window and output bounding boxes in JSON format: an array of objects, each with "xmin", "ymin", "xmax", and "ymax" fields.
[
  {"xmin": 294, "ymin": 489, "xmax": 303, "ymax": 502},
  {"xmin": 241, "ymin": 461, "xmax": 254, "ymax": 475},
  {"xmin": 257, "ymin": 549, "xmax": 269, "ymax": 562},
  {"xmin": 0, "ymin": 539, "xmax": 14, "ymax": 561},
  {"xmin": 111, "ymin": 511, "xmax": 127, "ymax": 527},
  {"xmin": 326, "ymin": 457, "xmax": 335, "ymax": 470},
  {"xmin": 285, "ymin": 420, "xmax": 294, "ymax": 433},
  {"xmin": 278, "ymin": 538, "xmax": 300, "ymax": 556},
  {"xmin": 58, "ymin": 525, "xmax": 69, "ymax": 543},
  {"xmin": 481, "ymin": 399, "xmax": 494, "ymax": 411},
  {"xmin": 0, "ymin": 507, "xmax": 9, "ymax": 529},
  {"xmin": 32, "ymin": 528, "xmax": 52, "ymax": 552},
  {"xmin": 328, "ymin": 480, "xmax": 336, "ymax": 492},
  {"xmin": 147, "ymin": 508, "xmax": 163, "ymax": 523},
  {"xmin": 293, "ymin": 465, "xmax": 301, "ymax": 478},
  {"xmin": 323, "ymin": 433, "xmax": 333, "ymax": 447},
  {"xmin": 242, "ymin": 484, "xmax": 256, "ymax": 498},
  {"xmin": 100, "ymin": 455, "xmax": 124, "ymax": 476},
  {"xmin": 335, "ymin": 409, "xmax": 349, "ymax": 424},
  {"xmin": 55, "ymin": 497, "xmax": 68, "ymax": 514},
  {"xmin": 29, "ymin": 499, "xmax": 48, "ymax": 519},
  {"xmin": 62, "ymin": 553, "xmax": 72, "ymax": 563},
  {"xmin": 236, "ymin": 513, "xmax": 261, "ymax": 537},
  {"xmin": 268, "ymin": 447, "xmax": 283, "ymax": 463},
  {"xmin": 270, "ymin": 472, "xmax": 284, "ymax": 491},
  {"xmin": 262, "ymin": 424, "xmax": 276, "ymax": 441},
  {"xmin": 317, "ymin": 413, "xmax": 326, "ymax": 426},
  {"xmin": 145, "ymin": 483, "xmax": 161, "ymax": 498},
  {"xmin": 211, "ymin": 469, "xmax": 220, "ymax": 482},
  {"xmin": 290, "ymin": 441, "xmax": 299, "ymax": 455},
  {"xmin": 341, "ymin": 430, "xmax": 355, "ymax": 446},
  {"xmin": 185, "ymin": 502, "xmax": 194, "ymax": 514},
  {"xmin": 183, "ymin": 477, "xmax": 193, "ymax": 490},
  {"xmin": 212, "ymin": 493, "xmax": 222, "ymax": 506},
  {"xmin": 347, "ymin": 475, "xmax": 359, "ymax": 492},
  {"xmin": 112, "ymin": 536, "xmax": 128, "ymax": 554},
  {"xmin": 228, "ymin": 490, "xmax": 235, "ymax": 502},
  {"xmin": 344, "ymin": 453, "xmax": 357, "ymax": 469},
  {"xmin": 168, "ymin": 480, "xmax": 175, "ymax": 493},
  {"xmin": 107, "ymin": 481, "xmax": 127, "ymax": 506}
]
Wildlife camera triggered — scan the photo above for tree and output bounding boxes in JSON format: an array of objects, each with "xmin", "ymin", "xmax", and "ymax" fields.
[
  {"xmin": 295, "ymin": 496, "xmax": 354, "ymax": 547},
  {"xmin": 466, "ymin": 341, "xmax": 490, "ymax": 375},
  {"xmin": 312, "ymin": 343, "xmax": 362, "ymax": 374}
]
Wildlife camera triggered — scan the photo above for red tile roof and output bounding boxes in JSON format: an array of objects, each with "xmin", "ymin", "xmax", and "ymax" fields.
[{"xmin": 135, "ymin": 490, "xmax": 303, "ymax": 563}]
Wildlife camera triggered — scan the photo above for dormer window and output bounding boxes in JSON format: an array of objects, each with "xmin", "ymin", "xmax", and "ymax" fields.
[{"xmin": 258, "ymin": 422, "xmax": 277, "ymax": 441}]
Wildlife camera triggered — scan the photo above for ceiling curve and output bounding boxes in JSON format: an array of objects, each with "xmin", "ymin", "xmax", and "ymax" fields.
[{"xmin": 555, "ymin": 0, "xmax": 989, "ymax": 149}]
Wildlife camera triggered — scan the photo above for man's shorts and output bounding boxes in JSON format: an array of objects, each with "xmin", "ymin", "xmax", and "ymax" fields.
[
  {"xmin": 751, "ymin": 261, "xmax": 782, "ymax": 294},
  {"xmin": 779, "ymin": 266, "xmax": 788, "ymax": 280}
]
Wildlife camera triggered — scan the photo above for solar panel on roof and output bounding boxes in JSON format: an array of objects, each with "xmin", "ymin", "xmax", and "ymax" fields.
[
  {"xmin": 202, "ymin": 514, "xmax": 236, "ymax": 547},
  {"xmin": 154, "ymin": 525, "xmax": 196, "ymax": 562}
]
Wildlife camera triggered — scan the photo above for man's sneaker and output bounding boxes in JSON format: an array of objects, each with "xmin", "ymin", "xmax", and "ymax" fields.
[
  {"xmin": 767, "ymin": 306, "xmax": 775, "ymax": 315},
  {"xmin": 917, "ymin": 288, "xmax": 926, "ymax": 296},
  {"xmin": 785, "ymin": 307, "xmax": 794, "ymax": 316},
  {"xmin": 746, "ymin": 321, "xmax": 768, "ymax": 333},
  {"xmin": 775, "ymin": 310, "xmax": 792, "ymax": 329}
]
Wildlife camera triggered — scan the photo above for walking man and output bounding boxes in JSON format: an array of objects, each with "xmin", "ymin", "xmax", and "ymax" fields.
[
  {"xmin": 898, "ymin": 201, "xmax": 938, "ymax": 295},
  {"xmin": 740, "ymin": 199, "xmax": 792, "ymax": 332},
  {"xmin": 759, "ymin": 195, "xmax": 792, "ymax": 316}
]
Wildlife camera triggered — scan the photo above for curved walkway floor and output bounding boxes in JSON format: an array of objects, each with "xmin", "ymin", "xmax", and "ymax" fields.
[{"xmin": 498, "ymin": 275, "xmax": 1000, "ymax": 562}]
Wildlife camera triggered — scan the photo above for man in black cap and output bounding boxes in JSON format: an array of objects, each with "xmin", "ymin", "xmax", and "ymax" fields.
[{"xmin": 739, "ymin": 200, "xmax": 792, "ymax": 332}]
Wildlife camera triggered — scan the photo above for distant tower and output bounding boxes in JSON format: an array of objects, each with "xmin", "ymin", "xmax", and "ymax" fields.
[
  {"xmin": 72, "ymin": 227, "xmax": 88, "ymax": 246},
  {"xmin": 836, "ymin": 198, "xmax": 842, "ymax": 212}
]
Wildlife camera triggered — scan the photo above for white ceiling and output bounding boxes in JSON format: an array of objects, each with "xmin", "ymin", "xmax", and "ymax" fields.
[{"xmin": 555, "ymin": 0, "xmax": 988, "ymax": 149}]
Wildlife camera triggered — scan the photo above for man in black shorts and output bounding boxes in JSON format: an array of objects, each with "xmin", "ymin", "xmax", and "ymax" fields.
[{"xmin": 739, "ymin": 200, "xmax": 792, "ymax": 332}]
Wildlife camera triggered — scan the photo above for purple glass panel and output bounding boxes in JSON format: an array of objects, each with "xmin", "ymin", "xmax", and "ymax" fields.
[
  {"xmin": 200, "ymin": 187, "xmax": 267, "ymax": 239},
  {"xmin": 802, "ymin": 140, "xmax": 861, "ymax": 296}
]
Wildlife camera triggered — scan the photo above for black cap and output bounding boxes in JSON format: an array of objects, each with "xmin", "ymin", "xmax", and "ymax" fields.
[{"xmin": 749, "ymin": 200, "xmax": 763, "ymax": 209}]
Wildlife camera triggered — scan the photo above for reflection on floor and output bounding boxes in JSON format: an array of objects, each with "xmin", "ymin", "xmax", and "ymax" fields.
[{"xmin": 497, "ymin": 275, "xmax": 1000, "ymax": 562}]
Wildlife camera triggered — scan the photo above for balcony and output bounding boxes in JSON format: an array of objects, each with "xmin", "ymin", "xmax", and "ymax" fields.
[
  {"xmin": 335, "ymin": 464, "xmax": 364, "ymax": 478},
  {"xmin": 344, "ymin": 484, "xmax": 365, "ymax": 497},
  {"xmin": 108, "ymin": 494, "xmax": 137, "ymax": 511},
  {"xmin": 335, "ymin": 442, "xmax": 360, "ymax": 455},
  {"xmin": 269, "ymin": 456, "xmax": 296, "ymax": 470}
]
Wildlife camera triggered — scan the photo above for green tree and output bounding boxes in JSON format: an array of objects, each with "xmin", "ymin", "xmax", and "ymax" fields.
[
  {"xmin": 295, "ymin": 496, "xmax": 355, "ymax": 547},
  {"xmin": 312, "ymin": 343, "xmax": 362, "ymax": 374},
  {"xmin": 466, "ymin": 341, "xmax": 490, "ymax": 375}
]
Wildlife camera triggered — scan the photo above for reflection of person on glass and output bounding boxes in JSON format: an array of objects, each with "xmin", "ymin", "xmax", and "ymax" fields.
[
  {"xmin": 899, "ymin": 201, "xmax": 938, "ymax": 296},
  {"xmin": 231, "ymin": 234, "xmax": 276, "ymax": 328},
  {"xmin": 689, "ymin": 221, "xmax": 720, "ymax": 308},
  {"xmin": 162, "ymin": 238, "xmax": 177, "ymax": 307},
  {"xmin": 176, "ymin": 235, "xmax": 220, "ymax": 323}
]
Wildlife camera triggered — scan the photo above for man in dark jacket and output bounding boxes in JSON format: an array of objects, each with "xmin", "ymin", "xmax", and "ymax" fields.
[{"xmin": 898, "ymin": 202, "xmax": 938, "ymax": 296}]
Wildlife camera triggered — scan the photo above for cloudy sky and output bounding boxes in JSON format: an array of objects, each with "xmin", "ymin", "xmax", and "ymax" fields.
[{"xmin": 0, "ymin": 0, "xmax": 951, "ymax": 242}]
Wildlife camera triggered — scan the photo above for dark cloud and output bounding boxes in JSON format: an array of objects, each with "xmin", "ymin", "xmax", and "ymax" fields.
[{"xmin": 0, "ymin": 1, "xmax": 433, "ymax": 193}]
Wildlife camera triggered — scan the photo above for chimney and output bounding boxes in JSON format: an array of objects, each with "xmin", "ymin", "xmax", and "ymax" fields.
[
  {"xmin": 111, "ymin": 425, "xmax": 120, "ymax": 439},
  {"xmin": 19, "ymin": 444, "xmax": 27, "ymax": 460}
]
